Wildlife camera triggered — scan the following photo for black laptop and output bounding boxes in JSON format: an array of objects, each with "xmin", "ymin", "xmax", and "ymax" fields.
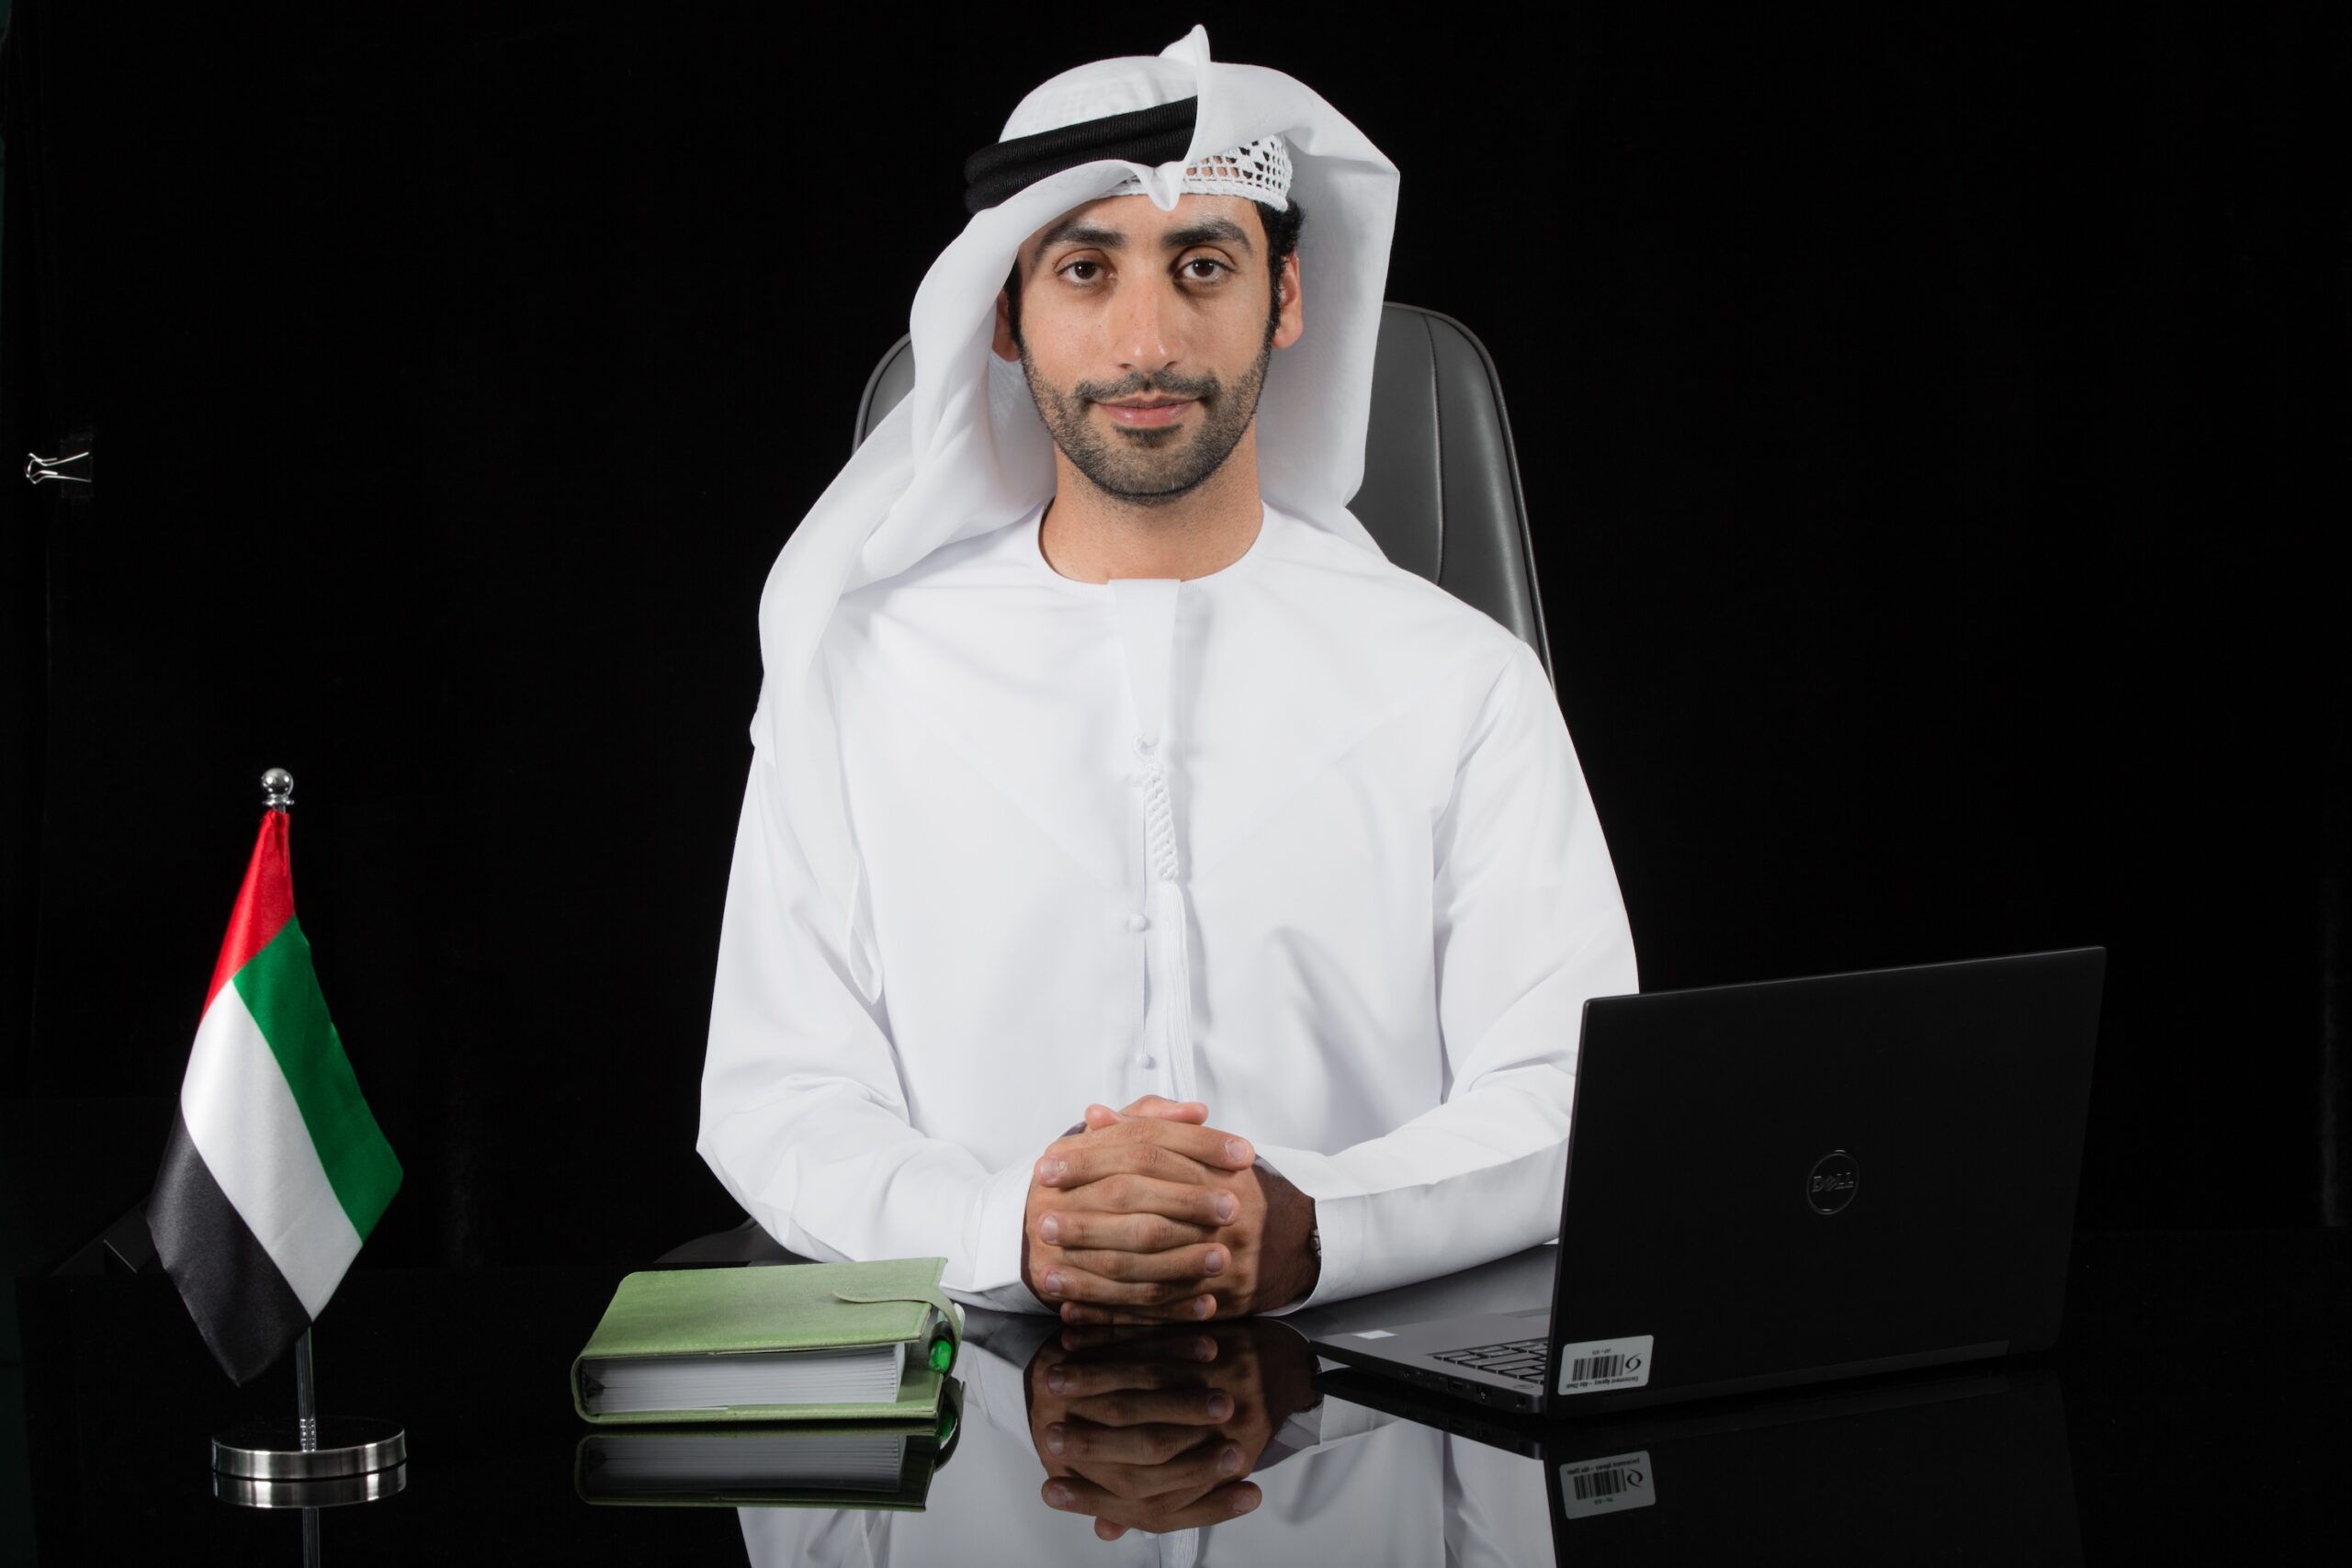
[{"xmin": 1309, "ymin": 948, "xmax": 2104, "ymax": 1418}]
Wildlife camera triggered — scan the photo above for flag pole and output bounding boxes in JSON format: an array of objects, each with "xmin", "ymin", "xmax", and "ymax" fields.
[
  {"xmin": 294, "ymin": 1325, "xmax": 321, "ymax": 1568},
  {"xmin": 210, "ymin": 770, "xmax": 408, "ymax": 1517},
  {"xmin": 273, "ymin": 767, "xmax": 318, "ymax": 1465},
  {"xmin": 295, "ymin": 1325, "xmax": 318, "ymax": 1450}
]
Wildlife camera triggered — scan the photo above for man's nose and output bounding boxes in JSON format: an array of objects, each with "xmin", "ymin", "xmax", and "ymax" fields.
[{"xmin": 1111, "ymin": 276, "xmax": 1183, "ymax": 373}]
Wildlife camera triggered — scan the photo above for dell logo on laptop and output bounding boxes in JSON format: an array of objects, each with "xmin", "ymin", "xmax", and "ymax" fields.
[{"xmin": 1807, "ymin": 1150, "xmax": 1860, "ymax": 1214}]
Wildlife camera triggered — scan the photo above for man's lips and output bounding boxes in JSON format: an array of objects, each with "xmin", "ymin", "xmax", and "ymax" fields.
[{"xmin": 1098, "ymin": 399, "xmax": 1196, "ymax": 428}]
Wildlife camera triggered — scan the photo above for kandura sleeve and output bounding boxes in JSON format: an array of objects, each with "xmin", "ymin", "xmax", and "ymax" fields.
[
  {"xmin": 696, "ymin": 748, "xmax": 1043, "ymax": 1313},
  {"xmin": 1254, "ymin": 638, "xmax": 1639, "ymax": 1311}
]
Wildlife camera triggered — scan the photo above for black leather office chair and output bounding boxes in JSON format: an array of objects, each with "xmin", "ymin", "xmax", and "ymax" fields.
[{"xmin": 662, "ymin": 302, "xmax": 1549, "ymax": 1269}]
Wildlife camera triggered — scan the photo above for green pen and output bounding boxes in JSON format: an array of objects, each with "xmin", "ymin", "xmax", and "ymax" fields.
[{"xmin": 922, "ymin": 1306, "xmax": 958, "ymax": 1374}]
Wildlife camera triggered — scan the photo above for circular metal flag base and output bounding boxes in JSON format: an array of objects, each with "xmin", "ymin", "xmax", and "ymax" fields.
[
  {"xmin": 212, "ymin": 1416, "xmax": 406, "ymax": 1483},
  {"xmin": 214, "ymin": 1461, "xmax": 408, "ymax": 1510}
]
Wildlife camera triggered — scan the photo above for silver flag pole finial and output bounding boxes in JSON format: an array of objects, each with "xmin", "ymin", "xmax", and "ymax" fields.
[{"xmin": 262, "ymin": 769, "xmax": 296, "ymax": 812}]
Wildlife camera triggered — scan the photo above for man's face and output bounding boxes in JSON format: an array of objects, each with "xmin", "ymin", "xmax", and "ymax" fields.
[{"xmin": 994, "ymin": 193, "xmax": 1304, "ymax": 506}]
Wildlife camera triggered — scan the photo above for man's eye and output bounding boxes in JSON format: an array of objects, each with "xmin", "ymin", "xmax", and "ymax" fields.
[
  {"xmin": 1182, "ymin": 258, "xmax": 1228, "ymax": 282},
  {"xmin": 1060, "ymin": 260, "xmax": 1103, "ymax": 283}
]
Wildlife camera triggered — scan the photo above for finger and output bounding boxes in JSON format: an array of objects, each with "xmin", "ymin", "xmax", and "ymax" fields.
[
  {"xmin": 1045, "ymin": 1174, "xmax": 1240, "ymax": 1227},
  {"xmin": 1045, "ymin": 1474, "xmax": 1262, "ymax": 1529},
  {"xmin": 1060, "ymin": 1299, "xmax": 1212, "ymax": 1327},
  {"xmin": 1056, "ymin": 1325, "xmax": 1220, "ymax": 1359},
  {"xmin": 1058, "ymin": 1438, "xmax": 1238, "ymax": 1503},
  {"xmin": 1112, "ymin": 1116, "xmax": 1255, "ymax": 1168},
  {"xmin": 1057, "ymin": 1240, "xmax": 1227, "ymax": 1286},
  {"xmin": 1063, "ymin": 1297, "xmax": 1213, "ymax": 1325},
  {"xmin": 1040, "ymin": 1140, "xmax": 1215, "ymax": 1190},
  {"xmin": 1043, "ymin": 1129, "xmax": 1254, "ymax": 1189},
  {"xmin": 1046, "ymin": 1117, "xmax": 1253, "ymax": 1172},
  {"xmin": 1045, "ymin": 1418, "xmax": 1229, "ymax": 1467},
  {"xmin": 1038, "ymin": 1262, "xmax": 1221, "ymax": 1312},
  {"xmin": 1096, "ymin": 1097, "xmax": 1209, "ymax": 1126},
  {"xmin": 1063, "ymin": 1386, "xmax": 1235, "ymax": 1430},
  {"xmin": 1043, "ymin": 1350, "xmax": 1227, "ymax": 1400},
  {"xmin": 1039, "ymin": 1207, "xmax": 1216, "ymax": 1254}
]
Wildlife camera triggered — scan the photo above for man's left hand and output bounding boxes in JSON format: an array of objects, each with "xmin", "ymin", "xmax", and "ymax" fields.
[{"xmin": 1045, "ymin": 1102, "xmax": 1319, "ymax": 1325}]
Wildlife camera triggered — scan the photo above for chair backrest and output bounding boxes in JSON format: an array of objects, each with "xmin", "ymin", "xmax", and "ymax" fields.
[{"xmin": 854, "ymin": 302, "xmax": 1553, "ymax": 683}]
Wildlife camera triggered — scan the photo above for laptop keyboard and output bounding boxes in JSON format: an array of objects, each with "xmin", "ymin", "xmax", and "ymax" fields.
[{"xmin": 1431, "ymin": 1337, "xmax": 1549, "ymax": 1384}]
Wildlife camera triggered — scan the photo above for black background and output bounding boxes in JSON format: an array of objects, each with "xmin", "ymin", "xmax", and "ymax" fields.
[{"xmin": 2, "ymin": 8, "xmax": 2345, "ymax": 1271}]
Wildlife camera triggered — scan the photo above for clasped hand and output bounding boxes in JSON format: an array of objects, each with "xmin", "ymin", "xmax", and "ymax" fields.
[{"xmin": 1022, "ymin": 1095, "xmax": 1317, "ymax": 1324}]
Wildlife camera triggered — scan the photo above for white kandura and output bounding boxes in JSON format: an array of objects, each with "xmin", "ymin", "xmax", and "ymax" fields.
[{"xmin": 699, "ymin": 501, "xmax": 1638, "ymax": 1313}]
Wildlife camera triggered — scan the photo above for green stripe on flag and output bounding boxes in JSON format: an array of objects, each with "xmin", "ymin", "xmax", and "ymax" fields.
[{"xmin": 231, "ymin": 918, "xmax": 403, "ymax": 1239}]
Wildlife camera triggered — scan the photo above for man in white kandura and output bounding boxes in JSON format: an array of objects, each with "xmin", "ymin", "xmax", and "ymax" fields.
[{"xmin": 698, "ymin": 27, "xmax": 1637, "ymax": 1326}]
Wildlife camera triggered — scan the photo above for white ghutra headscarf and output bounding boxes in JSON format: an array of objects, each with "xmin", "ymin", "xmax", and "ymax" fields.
[{"xmin": 749, "ymin": 27, "xmax": 1400, "ymax": 990}]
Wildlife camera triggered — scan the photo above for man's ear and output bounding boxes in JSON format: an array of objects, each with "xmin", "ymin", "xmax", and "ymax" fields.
[
  {"xmin": 1271, "ymin": 249, "xmax": 1305, "ymax": 351},
  {"xmin": 991, "ymin": 288, "xmax": 1021, "ymax": 363}
]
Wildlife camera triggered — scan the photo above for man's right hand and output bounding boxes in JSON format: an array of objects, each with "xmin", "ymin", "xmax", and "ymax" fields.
[{"xmin": 1022, "ymin": 1097, "xmax": 1255, "ymax": 1317}]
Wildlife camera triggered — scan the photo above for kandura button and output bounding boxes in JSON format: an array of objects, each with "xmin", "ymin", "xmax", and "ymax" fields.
[
  {"xmin": 1125, "ymin": 913, "xmax": 1150, "ymax": 932},
  {"xmin": 1134, "ymin": 1052, "xmax": 1159, "ymax": 1069}
]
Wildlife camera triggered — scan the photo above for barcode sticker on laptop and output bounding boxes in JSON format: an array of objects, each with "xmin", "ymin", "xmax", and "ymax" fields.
[
  {"xmin": 1555, "ymin": 1334, "xmax": 1653, "ymax": 1396},
  {"xmin": 1558, "ymin": 1451, "xmax": 1655, "ymax": 1518}
]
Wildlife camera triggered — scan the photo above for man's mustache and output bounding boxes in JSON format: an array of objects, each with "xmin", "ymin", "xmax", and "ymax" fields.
[{"xmin": 1073, "ymin": 367, "xmax": 1225, "ymax": 404}]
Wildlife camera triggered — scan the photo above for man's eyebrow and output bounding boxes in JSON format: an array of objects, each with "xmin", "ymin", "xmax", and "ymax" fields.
[
  {"xmin": 1035, "ymin": 218, "xmax": 1126, "ymax": 254},
  {"xmin": 1165, "ymin": 217, "xmax": 1254, "ymax": 254}
]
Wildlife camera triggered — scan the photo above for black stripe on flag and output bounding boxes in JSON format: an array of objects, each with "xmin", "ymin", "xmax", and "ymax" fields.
[{"xmin": 147, "ymin": 1106, "xmax": 311, "ymax": 1385}]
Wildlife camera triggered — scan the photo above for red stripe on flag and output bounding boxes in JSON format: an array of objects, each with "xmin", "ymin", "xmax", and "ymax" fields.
[{"xmin": 204, "ymin": 811, "xmax": 296, "ymax": 1012}]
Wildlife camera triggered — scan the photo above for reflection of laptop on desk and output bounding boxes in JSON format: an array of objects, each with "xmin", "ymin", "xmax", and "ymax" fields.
[
  {"xmin": 1317, "ymin": 1357, "xmax": 2082, "ymax": 1561},
  {"xmin": 1308, "ymin": 948, "xmax": 2104, "ymax": 1418}
]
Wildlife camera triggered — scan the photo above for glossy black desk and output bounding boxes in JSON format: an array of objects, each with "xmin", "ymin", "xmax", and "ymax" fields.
[{"xmin": 7, "ymin": 1228, "xmax": 2346, "ymax": 1564}]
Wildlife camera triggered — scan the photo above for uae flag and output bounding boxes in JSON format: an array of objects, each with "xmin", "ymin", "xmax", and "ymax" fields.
[{"xmin": 147, "ymin": 807, "xmax": 401, "ymax": 1384}]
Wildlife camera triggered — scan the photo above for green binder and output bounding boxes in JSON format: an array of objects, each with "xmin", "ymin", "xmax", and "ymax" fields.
[{"xmin": 570, "ymin": 1258, "xmax": 965, "ymax": 1426}]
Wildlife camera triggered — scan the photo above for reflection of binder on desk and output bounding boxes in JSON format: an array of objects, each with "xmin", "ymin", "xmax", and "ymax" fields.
[
  {"xmin": 570, "ymin": 1258, "xmax": 964, "ymax": 1425},
  {"xmin": 574, "ymin": 1379, "xmax": 965, "ymax": 1510}
]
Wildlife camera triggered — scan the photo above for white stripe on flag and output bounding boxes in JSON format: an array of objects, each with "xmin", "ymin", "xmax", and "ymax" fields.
[{"xmin": 179, "ymin": 981, "xmax": 364, "ymax": 1318}]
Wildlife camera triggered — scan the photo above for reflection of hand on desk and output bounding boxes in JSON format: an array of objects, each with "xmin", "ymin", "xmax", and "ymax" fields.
[{"xmin": 1021, "ymin": 1319, "xmax": 1322, "ymax": 1540}]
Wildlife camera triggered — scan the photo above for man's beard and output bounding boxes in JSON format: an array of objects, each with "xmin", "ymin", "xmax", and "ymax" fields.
[{"xmin": 1017, "ymin": 327, "xmax": 1274, "ymax": 507}]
